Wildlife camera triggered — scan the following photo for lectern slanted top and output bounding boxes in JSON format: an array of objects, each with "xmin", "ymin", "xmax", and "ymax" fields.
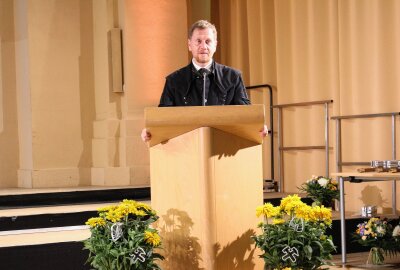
[{"xmin": 144, "ymin": 105, "xmax": 265, "ymax": 146}]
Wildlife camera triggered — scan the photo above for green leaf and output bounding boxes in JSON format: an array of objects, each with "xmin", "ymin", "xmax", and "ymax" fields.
[
  {"xmin": 290, "ymin": 240, "xmax": 304, "ymax": 246},
  {"xmin": 304, "ymin": 245, "xmax": 312, "ymax": 259},
  {"xmin": 312, "ymin": 240, "xmax": 323, "ymax": 250}
]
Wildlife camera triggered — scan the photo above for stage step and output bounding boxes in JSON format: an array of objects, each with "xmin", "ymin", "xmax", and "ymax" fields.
[
  {"xmin": 0, "ymin": 186, "xmax": 150, "ymax": 209},
  {"xmin": 0, "ymin": 201, "xmax": 148, "ymax": 232},
  {"xmin": 0, "ymin": 186, "xmax": 151, "ymax": 270},
  {"xmin": 0, "ymin": 225, "xmax": 89, "ymax": 247},
  {"xmin": 0, "ymin": 186, "xmax": 151, "ymax": 233},
  {"xmin": 1, "ymin": 189, "xmax": 397, "ymax": 269}
]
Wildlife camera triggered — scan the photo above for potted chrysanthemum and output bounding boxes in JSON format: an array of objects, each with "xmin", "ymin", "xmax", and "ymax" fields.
[
  {"xmin": 299, "ymin": 175, "xmax": 340, "ymax": 208},
  {"xmin": 253, "ymin": 194, "xmax": 336, "ymax": 270},
  {"xmin": 83, "ymin": 199, "xmax": 164, "ymax": 270}
]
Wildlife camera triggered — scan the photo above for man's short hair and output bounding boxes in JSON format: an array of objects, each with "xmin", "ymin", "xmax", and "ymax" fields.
[{"xmin": 188, "ymin": 20, "xmax": 217, "ymax": 40}]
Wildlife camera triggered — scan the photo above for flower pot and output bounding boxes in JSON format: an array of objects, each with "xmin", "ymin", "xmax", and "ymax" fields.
[
  {"xmin": 367, "ymin": 247, "xmax": 385, "ymax": 265},
  {"xmin": 331, "ymin": 199, "xmax": 339, "ymax": 211},
  {"xmin": 311, "ymin": 199, "xmax": 338, "ymax": 211}
]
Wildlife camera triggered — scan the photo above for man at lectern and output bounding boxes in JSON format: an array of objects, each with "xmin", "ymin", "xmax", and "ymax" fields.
[
  {"xmin": 142, "ymin": 20, "xmax": 268, "ymax": 142},
  {"xmin": 159, "ymin": 20, "xmax": 250, "ymax": 107}
]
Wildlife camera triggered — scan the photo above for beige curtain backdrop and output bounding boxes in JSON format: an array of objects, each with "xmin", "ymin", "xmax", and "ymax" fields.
[
  {"xmin": 1, "ymin": 0, "xmax": 400, "ymax": 213},
  {"xmin": 0, "ymin": 0, "xmax": 19, "ymax": 187},
  {"xmin": 216, "ymin": 0, "xmax": 400, "ymax": 213},
  {"xmin": 337, "ymin": 0, "xmax": 400, "ymax": 213},
  {"xmin": 215, "ymin": 0, "xmax": 277, "ymax": 180}
]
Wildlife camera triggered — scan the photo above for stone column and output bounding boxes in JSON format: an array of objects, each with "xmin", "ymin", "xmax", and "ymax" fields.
[
  {"xmin": 14, "ymin": 0, "xmax": 93, "ymax": 188},
  {"xmin": 120, "ymin": 0, "xmax": 188, "ymax": 186}
]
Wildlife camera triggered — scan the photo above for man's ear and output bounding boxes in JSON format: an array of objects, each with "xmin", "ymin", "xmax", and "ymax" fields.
[{"xmin": 187, "ymin": 39, "xmax": 191, "ymax": 51}]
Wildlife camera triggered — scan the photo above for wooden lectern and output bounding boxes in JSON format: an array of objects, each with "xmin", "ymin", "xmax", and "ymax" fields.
[{"xmin": 145, "ymin": 105, "xmax": 264, "ymax": 270}]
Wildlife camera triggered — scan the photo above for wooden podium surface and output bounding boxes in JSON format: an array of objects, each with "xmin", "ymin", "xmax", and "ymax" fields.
[
  {"xmin": 146, "ymin": 105, "xmax": 265, "ymax": 270},
  {"xmin": 144, "ymin": 105, "xmax": 265, "ymax": 146}
]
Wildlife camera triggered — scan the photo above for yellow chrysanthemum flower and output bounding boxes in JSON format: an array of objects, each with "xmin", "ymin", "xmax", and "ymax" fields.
[
  {"xmin": 280, "ymin": 195, "xmax": 306, "ymax": 214},
  {"xmin": 283, "ymin": 202, "xmax": 294, "ymax": 214},
  {"xmin": 295, "ymin": 204, "xmax": 313, "ymax": 221},
  {"xmin": 86, "ymin": 217, "xmax": 106, "ymax": 228},
  {"xmin": 135, "ymin": 209, "xmax": 147, "ymax": 217},
  {"xmin": 106, "ymin": 209, "xmax": 124, "ymax": 223},
  {"xmin": 130, "ymin": 206, "xmax": 139, "ymax": 215},
  {"xmin": 115, "ymin": 204, "xmax": 130, "ymax": 217},
  {"xmin": 272, "ymin": 218, "xmax": 285, "ymax": 225},
  {"xmin": 256, "ymin": 206, "xmax": 264, "ymax": 217},
  {"xmin": 256, "ymin": 203, "xmax": 280, "ymax": 218},
  {"xmin": 310, "ymin": 205, "xmax": 332, "ymax": 225},
  {"xmin": 122, "ymin": 199, "xmax": 137, "ymax": 205},
  {"xmin": 118, "ymin": 200, "xmax": 154, "ymax": 216},
  {"xmin": 136, "ymin": 202, "xmax": 153, "ymax": 212},
  {"xmin": 144, "ymin": 231, "xmax": 161, "ymax": 247}
]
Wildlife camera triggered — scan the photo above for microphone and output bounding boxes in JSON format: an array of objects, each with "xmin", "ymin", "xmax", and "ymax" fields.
[{"xmin": 198, "ymin": 68, "xmax": 210, "ymax": 106}]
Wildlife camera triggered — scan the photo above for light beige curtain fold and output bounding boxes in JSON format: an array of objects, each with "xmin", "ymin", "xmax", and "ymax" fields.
[{"xmin": 216, "ymin": 0, "xmax": 400, "ymax": 212}]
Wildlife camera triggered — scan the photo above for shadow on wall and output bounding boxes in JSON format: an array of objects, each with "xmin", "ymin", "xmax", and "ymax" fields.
[
  {"xmin": 157, "ymin": 208, "xmax": 203, "ymax": 270},
  {"xmin": 359, "ymin": 185, "xmax": 389, "ymax": 214},
  {"xmin": 214, "ymin": 229, "xmax": 257, "ymax": 270}
]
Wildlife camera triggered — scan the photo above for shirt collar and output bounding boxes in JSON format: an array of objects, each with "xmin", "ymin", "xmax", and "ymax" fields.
[{"xmin": 192, "ymin": 59, "xmax": 213, "ymax": 71}]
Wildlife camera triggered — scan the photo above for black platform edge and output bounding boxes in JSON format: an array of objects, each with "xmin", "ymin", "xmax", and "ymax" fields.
[
  {"xmin": 0, "ymin": 187, "xmax": 150, "ymax": 209},
  {"xmin": 0, "ymin": 228, "xmax": 374, "ymax": 270},
  {"xmin": 0, "ymin": 215, "xmax": 377, "ymax": 255},
  {"xmin": 0, "ymin": 241, "xmax": 91, "ymax": 270},
  {"xmin": 264, "ymin": 196, "xmax": 314, "ymax": 206},
  {"xmin": 0, "ymin": 210, "xmax": 98, "ymax": 231}
]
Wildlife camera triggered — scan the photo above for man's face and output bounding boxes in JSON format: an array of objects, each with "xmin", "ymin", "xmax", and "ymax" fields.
[{"xmin": 188, "ymin": 28, "xmax": 217, "ymax": 66}]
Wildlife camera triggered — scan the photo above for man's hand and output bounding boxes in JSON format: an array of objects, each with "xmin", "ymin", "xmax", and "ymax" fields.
[
  {"xmin": 141, "ymin": 128, "xmax": 152, "ymax": 142},
  {"xmin": 260, "ymin": 124, "xmax": 271, "ymax": 138}
]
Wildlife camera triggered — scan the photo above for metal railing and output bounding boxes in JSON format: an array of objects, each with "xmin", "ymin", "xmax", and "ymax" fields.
[
  {"xmin": 331, "ymin": 111, "xmax": 400, "ymax": 212},
  {"xmin": 246, "ymin": 84, "xmax": 275, "ymax": 182},
  {"xmin": 272, "ymin": 100, "xmax": 333, "ymax": 192}
]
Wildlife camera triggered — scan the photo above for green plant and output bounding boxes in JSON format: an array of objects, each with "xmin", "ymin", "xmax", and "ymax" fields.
[
  {"xmin": 299, "ymin": 176, "xmax": 339, "ymax": 207},
  {"xmin": 353, "ymin": 217, "xmax": 400, "ymax": 264},
  {"xmin": 253, "ymin": 194, "xmax": 336, "ymax": 270},
  {"xmin": 83, "ymin": 199, "xmax": 164, "ymax": 270}
]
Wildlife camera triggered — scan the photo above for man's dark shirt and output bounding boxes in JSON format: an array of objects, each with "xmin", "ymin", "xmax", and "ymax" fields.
[{"xmin": 159, "ymin": 61, "xmax": 250, "ymax": 106}]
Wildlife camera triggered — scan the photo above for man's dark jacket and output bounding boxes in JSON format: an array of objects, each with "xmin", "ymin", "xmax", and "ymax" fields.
[{"xmin": 159, "ymin": 62, "xmax": 250, "ymax": 106}]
